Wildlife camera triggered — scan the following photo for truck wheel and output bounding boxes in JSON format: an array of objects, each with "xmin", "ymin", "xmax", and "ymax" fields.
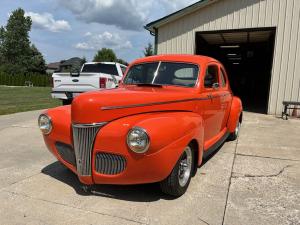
[
  {"xmin": 62, "ymin": 99, "xmax": 72, "ymax": 105},
  {"xmin": 228, "ymin": 120, "xmax": 241, "ymax": 141},
  {"xmin": 160, "ymin": 145, "xmax": 194, "ymax": 197}
]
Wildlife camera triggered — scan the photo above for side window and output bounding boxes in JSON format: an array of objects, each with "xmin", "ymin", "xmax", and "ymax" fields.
[
  {"xmin": 220, "ymin": 68, "xmax": 227, "ymax": 87},
  {"xmin": 204, "ymin": 65, "xmax": 219, "ymax": 88}
]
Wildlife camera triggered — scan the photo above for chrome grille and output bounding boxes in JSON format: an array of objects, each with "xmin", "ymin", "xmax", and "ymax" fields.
[
  {"xmin": 72, "ymin": 123, "xmax": 106, "ymax": 176},
  {"xmin": 95, "ymin": 153, "xmax": 126, "ymax": 175}
]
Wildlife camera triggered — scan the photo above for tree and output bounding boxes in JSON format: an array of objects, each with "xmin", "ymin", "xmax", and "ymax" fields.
[
  {"xmin": 143, "ymin": 43, "xmax": 154, "ymax": 57},
  {"xmin": 117, "ymin": 58, "xmax": 128, "ymax": 66},
  {"xmin": 28, "ymin": 44, "xmax": 46, "ymax": 73},
  {"xmin": 0, "ymin": 26, "xmax": 4, "ymax": 63},
  {"xmin": 1, "ymin": 8, "xmax": 32, "ymax": 66},
  {"xmin": 93, "ymin": 48, "xmax": 117, "ymax": 62},
  {"xmin": 0, "ymin": 8, "xmax": 47, "ymax": 74},
  {"xmin": 82, "ymin": 56, "xmax": 87, "ymax": 64}
]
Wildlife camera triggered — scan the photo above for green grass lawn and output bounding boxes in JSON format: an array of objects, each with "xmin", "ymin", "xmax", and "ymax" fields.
[{"xmin": 0, "ymin": 86, "xmax": 60, "ymax": 115}]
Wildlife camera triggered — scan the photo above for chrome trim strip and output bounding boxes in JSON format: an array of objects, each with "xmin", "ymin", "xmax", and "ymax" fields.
[
  {"xmin": 101, "ymin": 97, "xmax": 209, "ymax": 110},
  {"xmin": 101, "ymin": 93, "xmax": 231, "ymax": 110},
  {"xmin": 73, "ymin": 122, "xmax": 107, "ymax": 128}
]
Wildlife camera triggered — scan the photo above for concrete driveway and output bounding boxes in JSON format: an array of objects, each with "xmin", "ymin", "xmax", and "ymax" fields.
[{"xmin": 0, "ymin": 111, "xmax": 299, "ymax": 225}]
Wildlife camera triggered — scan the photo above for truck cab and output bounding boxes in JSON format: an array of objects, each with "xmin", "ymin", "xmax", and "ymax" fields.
[{"xmin": 51, "ymin": 62, "xmax": 127, "ymax": 105}]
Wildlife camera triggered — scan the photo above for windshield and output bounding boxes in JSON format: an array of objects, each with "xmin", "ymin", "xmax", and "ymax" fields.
[
  {"xmin": 123, "ymin": 62, "xmax": 199, "ymax": 87},
  {"xmin": 81, "ymin": 63, "xmax": 119, "ymax": 76}
]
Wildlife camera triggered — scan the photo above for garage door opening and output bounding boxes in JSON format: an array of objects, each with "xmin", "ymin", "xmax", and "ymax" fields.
[{"xmin": 196, "ymin": 28, "xmax": 276, "ymax": 113}]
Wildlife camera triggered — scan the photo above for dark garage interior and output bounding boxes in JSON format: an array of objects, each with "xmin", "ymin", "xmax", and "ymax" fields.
[{"xmin": 196, "ymin": 28, "xmax": 276, "ymax": 113}]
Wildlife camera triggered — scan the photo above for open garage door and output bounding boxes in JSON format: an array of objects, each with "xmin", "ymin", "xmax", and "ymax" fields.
[{"xmin": 196, "ymin": 28, "xmax": 276, "ymax": 113}]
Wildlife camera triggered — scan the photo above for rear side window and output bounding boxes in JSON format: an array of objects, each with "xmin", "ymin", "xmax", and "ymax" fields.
[
  {"xmin": 81, "ymin": 64, "xmax": 118, "ymax": 76},
  {"xmin": 220, "ymin": 68, "xmax": 227, "ymax": 87},
  {"xmin": 204, "ymin": 65, "xmax": 219, "ymax": 88}
]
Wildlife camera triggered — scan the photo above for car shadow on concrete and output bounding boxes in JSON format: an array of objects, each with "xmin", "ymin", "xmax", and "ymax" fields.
[
  {"xmin": 41, "ymin": 162, "xmax": 173, "ymax": 202},
  {"xmin": 41, "ymin": 141, "xmax": 229, "ymax": 202}
]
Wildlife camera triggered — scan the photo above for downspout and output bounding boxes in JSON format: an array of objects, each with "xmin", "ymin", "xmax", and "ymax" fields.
[
  {"xmin": 145, "ymin": 26, "xmax": 158, "ymax": 55},
  {"xmin": 154, "ymin": 28, "xmax": 158, "ymax": 55}
]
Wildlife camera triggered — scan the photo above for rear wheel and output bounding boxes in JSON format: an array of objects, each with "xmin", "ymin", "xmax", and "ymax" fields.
[
  {"xmin": 228, "ymin": 120, "xmax": 241, "ymax": 141},
  {"xmin": 160, "ymin": 145, "xmax": 194, "ymax": 197}
]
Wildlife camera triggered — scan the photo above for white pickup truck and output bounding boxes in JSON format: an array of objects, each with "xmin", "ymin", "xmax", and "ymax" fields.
[{"xmin": 51, "ymin": 62, "xmax": 127, "ymax": 104}]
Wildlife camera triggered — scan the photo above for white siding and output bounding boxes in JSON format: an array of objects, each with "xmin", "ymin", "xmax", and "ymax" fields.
[{"xmin": 156, "ymin": 0, "xmax": 300, "ymax": 115}]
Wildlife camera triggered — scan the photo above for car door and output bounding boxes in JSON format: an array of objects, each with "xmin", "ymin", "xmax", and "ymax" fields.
[
  {"xmin": 202, "ymin": 64, "xmax": 223, "ymax": 143},
  {"xmin": 218, "ymin": 66, "xmax": 232, "ymax": 130}
]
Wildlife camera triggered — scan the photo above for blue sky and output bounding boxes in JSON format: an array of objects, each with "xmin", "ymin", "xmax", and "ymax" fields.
[{"xmin": 0, "ymin": 0, "xmax": 198, "ymax": 64}]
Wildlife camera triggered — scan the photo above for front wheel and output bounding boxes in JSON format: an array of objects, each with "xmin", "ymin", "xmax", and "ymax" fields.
[{"xmin": 160, "ymin": 145, "xmax": 194, "ymax": 197}]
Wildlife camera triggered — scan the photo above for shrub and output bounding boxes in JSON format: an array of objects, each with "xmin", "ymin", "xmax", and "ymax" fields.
[{"xmin": 0, "ymin": 72, "xmax": 52, "ymax": 87}]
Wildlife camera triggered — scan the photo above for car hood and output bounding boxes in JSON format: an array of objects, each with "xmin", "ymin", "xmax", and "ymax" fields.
[{"xmin": 71, "ymin": 86, "xmax": 198, "ymax": 124}]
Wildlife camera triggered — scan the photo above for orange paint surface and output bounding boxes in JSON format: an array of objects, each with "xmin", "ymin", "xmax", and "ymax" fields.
[{"xmin": 41, "ymin": 55, "xmax": 242, "ymax": 185}]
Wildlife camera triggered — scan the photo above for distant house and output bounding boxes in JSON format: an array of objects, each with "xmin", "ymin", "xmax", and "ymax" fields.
[
  {"xmin": 59, "ymin": 57, "xmax": 84, "ymax": 72},
  {"xmin": 46, "ymin": 62, "xmax": 60, "ymax": 74},
  {"xmin": 46, "ymin": 57, "xmax": 85, "ymax": 74}
]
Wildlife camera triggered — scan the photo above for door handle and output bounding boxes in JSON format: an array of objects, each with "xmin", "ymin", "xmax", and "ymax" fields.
[{"xmin": 207, "ymin": 94, "xmax": 213, "ymax": 99}]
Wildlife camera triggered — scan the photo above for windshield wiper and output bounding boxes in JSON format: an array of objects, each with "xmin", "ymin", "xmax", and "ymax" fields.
[{"xmin": 136, "ymin": 83, "xmax": 163, "ymax": 87}]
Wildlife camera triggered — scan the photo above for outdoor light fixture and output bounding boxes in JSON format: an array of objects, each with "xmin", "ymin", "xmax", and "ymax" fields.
[
  {"xmin": 229, "ymin": 57, "xmax": 242, "ymax": 61},
  {"xmin": 220, "ymin": 45, "xmax": 240, "ymax": 48}
]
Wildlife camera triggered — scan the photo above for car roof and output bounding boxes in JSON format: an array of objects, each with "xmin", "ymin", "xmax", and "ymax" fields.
[{"xmin": 131, "ymin": 54, "xmax": 219, "ymax": 65}]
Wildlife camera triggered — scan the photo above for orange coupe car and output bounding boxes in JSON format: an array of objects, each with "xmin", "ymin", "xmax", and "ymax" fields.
[{"xmin": 38, "ymin": 55, "xmax": 242, "ymax": 197}]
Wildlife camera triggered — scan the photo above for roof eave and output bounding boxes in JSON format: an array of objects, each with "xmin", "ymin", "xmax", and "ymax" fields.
[{"xmin": 145, "ymin": 0, "xmax": 218, "ymax": 33}]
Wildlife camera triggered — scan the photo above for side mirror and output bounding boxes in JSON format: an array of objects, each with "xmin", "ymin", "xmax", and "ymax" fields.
[{"xmin": 212, "ymin": 83, "xmax": 219, "ymax": 89}]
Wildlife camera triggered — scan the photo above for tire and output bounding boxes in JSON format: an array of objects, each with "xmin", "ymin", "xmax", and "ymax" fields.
[
  {"xmin": 160, "ymin": 145, "xmax": 194, "ymax": 197},
  {"xmin": 80, "ymin": 185, "xmax": 93, "ymax": 195},
  {"xmin": 228, "ymin": 120, "xmax": 241, "ymax": 141},
  {"xmin": 62, "ymin": 99, "xmax": 72, "ymax": 105}
]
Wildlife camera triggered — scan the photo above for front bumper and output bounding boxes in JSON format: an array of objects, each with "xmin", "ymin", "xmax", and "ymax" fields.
[{"xmin": 44, "ymin": 133, "xmax": 189, "ymax": 186}]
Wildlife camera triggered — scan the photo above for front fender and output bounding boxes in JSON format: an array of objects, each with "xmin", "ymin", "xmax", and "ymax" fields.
[
  {"xmin": 40, "ymin": 106, "xmax": 77, "ymax": 174},
  {"xmin": 227, "ymin": 96, "xmax": 243, "ymax": 132},
  {"xmin": 92, "ymin": 111, "xmax": 204, "ymax": 184}
]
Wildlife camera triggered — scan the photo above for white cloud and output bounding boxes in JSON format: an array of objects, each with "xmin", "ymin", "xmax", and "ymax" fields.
[
  {"xmin": 84, "ymin": 31, "xmax": 92, "ymax": 36},
  {"xmin": 75, "ymin": 31, "xmax": 132, "ymax": 50},
  {"xmin": 25, "ymin": 12, "xmax": 71, "ymax": 32},
  {"xmin": 75, "ymin": 42, "xmax": 92, "ymax": 50},
  {"xmin": 59, "ymin": 0, "xmax": 197, "ymax": 31},
  {"xmin": 160, "ymin": 0, "xmax": 199, "ymax": 12}
]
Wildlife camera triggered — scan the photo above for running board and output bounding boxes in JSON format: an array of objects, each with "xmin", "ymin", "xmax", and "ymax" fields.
[{"xmin": 203, "ymin": 132, "xmax": 230, "ymax": 159}]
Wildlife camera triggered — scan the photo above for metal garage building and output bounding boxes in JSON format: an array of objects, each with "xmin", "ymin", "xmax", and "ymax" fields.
[{"xmin": 145, "ymin": 0, "xmax": 300, "ymax": 115}]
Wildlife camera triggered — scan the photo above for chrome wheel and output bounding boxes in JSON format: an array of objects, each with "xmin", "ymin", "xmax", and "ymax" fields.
[
  {"xmin": 235, "ymin": 121, "xmax": 241, "ymax": 137},
  {"xmin": 178, "ymin": 146, "xmax": 193, "ymax": 187}
]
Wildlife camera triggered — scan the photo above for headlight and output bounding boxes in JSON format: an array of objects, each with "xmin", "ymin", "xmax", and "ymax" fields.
[
  {"xmin": 127, "ymin": 127, "xmax": 150, "ymax": 153},
  {"xmin": 38, "ymin": 114, "xmax": 52, "ymax": 135}
]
